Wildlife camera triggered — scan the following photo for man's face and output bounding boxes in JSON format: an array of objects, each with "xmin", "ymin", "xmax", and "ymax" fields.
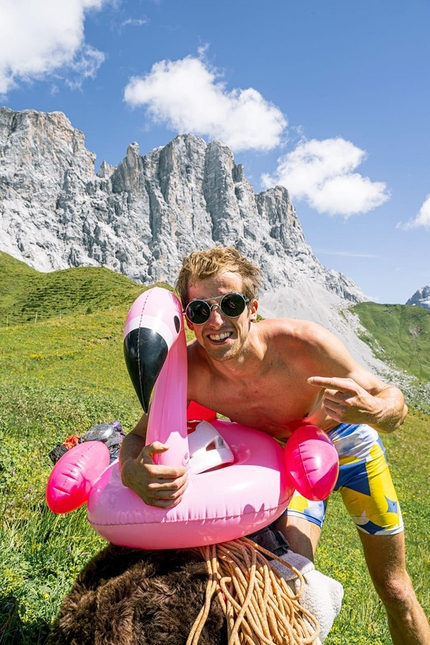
[{"xmin": 185, "ymin": 271, "xmax": 258, "ymax": 362}]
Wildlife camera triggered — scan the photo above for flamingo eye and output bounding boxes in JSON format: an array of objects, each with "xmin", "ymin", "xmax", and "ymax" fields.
[{"xmin": 174, "ymin": 315, "xmax": 180, "ymax": 333}]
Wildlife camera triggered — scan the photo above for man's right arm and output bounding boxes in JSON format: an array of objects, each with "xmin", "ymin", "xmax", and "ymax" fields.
[
  {"xmin": 119, "ymin": 413, "xmax": 148, "ymax": 468},
  {"xmin": 119, "ymin": 414, "xmax": 188, "ymax": 508}
]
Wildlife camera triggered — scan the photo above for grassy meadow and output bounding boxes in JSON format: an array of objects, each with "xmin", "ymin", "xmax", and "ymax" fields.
[
  {"xmin": 352, "ymin": 301, "xmax": 430, "ymax": 385},
  {"xmin": 0, "ymin": 252, "xmax": 429, "ymax": 644}
]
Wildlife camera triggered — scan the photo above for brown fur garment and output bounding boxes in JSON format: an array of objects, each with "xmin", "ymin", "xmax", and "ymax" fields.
[{"xmin": 49, "ymin": 544, "xmax": 227, "ymax": 645}]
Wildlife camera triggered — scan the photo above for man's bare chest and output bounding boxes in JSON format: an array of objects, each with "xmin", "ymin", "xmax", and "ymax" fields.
[{"xmin": 191, "ymin": 369, "xmax": 318, "ymax": 437}]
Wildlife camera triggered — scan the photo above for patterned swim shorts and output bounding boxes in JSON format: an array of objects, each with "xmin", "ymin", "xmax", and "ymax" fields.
[{"xmin": 285, "ymin": 423, "xmax": 403, "ymax": 536}]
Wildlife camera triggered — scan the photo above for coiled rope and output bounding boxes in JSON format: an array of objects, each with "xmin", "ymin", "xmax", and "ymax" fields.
[{"xmin": 186, "ymin": 536, "xmax": 320, "ymax": 645}]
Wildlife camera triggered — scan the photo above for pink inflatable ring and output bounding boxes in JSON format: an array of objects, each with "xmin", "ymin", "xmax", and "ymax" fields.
[
  {"xmin": 47, "ymin": 288, "xmax": 295, "ymax": 548},
  {"xmin": 46, "ymin": 287, "xmax": 338, "ymax": 549}
]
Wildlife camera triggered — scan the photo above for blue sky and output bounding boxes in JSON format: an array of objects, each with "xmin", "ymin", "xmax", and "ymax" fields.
[{"xmin": 1, "ymin": 0, "xmax": 429, "ymax": 304}]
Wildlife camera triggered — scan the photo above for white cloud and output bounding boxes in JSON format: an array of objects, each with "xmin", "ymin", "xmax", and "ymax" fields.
[
  {"xmin": 121, "ymin": 17, "xmax": 148, "ymax": 29},
  {"xmin": 0, "ymin": 0, "xmax": 108, "ymax": 94},
  {"xmin": 398, "ymin": 194, "xmax": 430, "ymax": 230},
  {"xmin": 124, "ymin": 55, "xmax": 287, "ymax": 152},
  {"xmin": 262, "ymin": 138, "xmax": 390, "ymax": 217},
  {"xmin": 65, "ymin": 45, "xmax": 106, "ymax": 89}
]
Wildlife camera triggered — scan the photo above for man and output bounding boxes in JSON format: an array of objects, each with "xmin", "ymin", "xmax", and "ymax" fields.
[{"xmin": 120, "ymin": 246, "xmax": 430, "ymax": 644}]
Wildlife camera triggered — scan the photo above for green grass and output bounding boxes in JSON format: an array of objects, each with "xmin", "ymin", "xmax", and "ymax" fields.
[
  {"xmin": 0, "ymin": 312, "xmax": 143, "ymax": 644},
  {"xmin": 0, "ymin": 250, "xmax": 173, "ymax": 325},
  {"xmin": 0, "ymin": 252, "xmax": 429, "ymax": 644},
  {"xmin": 352, "ymin": 301, "xmax": 430, "ymax": 382}
]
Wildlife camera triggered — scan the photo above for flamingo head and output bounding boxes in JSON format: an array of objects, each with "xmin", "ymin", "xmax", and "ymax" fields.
[{"xmin": 123, "ymin": 287, "xmax": 183, "ymax": 411}]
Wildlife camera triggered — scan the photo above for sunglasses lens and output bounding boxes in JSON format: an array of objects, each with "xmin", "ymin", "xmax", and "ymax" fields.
[
  {"xmin": 220, "ymin": 293, "xmax": 246, "ymax": 317},
  {"xmin": 186, "ymin": 300, "xmax": 211, "ymax": 324},
  {"xmin": 185, "ymin": 293, "xmax": 249, "ymax": 324}
]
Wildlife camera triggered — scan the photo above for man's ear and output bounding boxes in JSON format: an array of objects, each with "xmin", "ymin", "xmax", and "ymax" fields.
[
  {"xmin": 249, "ymin": 299, "xmax": 258, "ymax": 321},
  {"xmin": 185, "ymin": 317, "xmax": 195, "ymax": 332}
]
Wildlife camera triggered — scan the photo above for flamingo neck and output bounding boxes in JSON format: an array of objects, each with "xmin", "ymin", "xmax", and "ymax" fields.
[{"xmin": 146, "ymin": 327, "xmax": 189, "ymax": 468}]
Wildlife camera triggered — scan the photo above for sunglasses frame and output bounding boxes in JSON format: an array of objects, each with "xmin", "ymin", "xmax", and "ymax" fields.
[{"xmin": 184, "ymin": 292, "xmax": 250, "ymax": 325}]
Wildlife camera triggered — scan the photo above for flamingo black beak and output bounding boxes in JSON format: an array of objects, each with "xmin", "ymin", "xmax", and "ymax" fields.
[{"xmin": 123, "ymin": 327, "xmax": 168, "ymax": 413}]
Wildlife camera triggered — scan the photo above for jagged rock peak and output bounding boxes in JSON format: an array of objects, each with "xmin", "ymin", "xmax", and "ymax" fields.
[
  {"xmin": 406, "ymin": 285, "xmax": 430, "ymax": 310},
  {"xmin": 0, "ymin": 107, "xmax": 89, "ymax": 160},
  {"xmin": 0, "ymin": 107, "xmax": 365, "ymax": 303}
]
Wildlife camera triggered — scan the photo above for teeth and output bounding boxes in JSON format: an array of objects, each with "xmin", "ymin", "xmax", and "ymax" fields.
[{"xmin": 209, "ymin": 332, "xmax": 231, "ymax": 341}]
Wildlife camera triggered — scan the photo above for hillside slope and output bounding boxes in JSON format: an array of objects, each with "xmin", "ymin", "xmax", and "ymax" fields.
[
  {"xmin": 352, "ymin": 301, "xmax": 430, "ymax": 412},
  {"xmin": 0, "ymin": 251, "xmax": 156, "ymax": 325},
  {"xmin": 352, "ymin": 302, "xmax": 430, "ymax": 382}
]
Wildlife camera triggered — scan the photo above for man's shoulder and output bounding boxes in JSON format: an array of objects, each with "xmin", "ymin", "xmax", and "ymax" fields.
[
  {"xmin": 258, "ymin": 317, "xmax": 330, "ymax": 340},
  {"xmin": 258, "ymin": 317, "xmax": 343, "ymax": 361}
]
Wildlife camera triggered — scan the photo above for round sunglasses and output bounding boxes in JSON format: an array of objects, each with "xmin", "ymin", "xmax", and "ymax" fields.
[{"xmin": 184, "ymin": 292, "xmax": 250, "ymax": 325}]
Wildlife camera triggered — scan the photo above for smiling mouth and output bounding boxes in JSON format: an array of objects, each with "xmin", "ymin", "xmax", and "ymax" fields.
[{"xmin": 208, "ymin": 332, "xmax": 232, "ymax": 343}]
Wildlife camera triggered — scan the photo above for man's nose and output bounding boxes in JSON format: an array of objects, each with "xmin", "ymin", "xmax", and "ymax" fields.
[{"xmin": 207, "ymin": 304, "xmax": 224, "ymax": 325}]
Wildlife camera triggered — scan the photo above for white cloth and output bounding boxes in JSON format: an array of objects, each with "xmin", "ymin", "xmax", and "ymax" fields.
[{"xmin": 271, "ymin": 550, "xmax": 344, "ymax": 643}]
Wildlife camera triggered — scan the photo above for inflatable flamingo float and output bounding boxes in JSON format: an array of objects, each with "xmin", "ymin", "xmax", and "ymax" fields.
[{"xmin": 46, "ymin": 287, "xmax": 339, "ymax": 549}]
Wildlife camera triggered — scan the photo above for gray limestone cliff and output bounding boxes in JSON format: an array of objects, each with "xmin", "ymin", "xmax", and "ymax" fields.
[{"xmin": 0, "ymin": 106, "xmax": 364, "ymax": 300}]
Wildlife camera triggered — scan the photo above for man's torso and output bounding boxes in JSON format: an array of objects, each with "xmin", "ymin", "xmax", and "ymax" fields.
[{"xmin": 187, "ymin": 318, "xmax": 342, "ymax": 438}]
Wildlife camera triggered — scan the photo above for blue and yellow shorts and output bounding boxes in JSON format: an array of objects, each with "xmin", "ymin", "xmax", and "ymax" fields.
[{"xmin": 285, "ymin": 423, "xmax": 404, "ymax": 536}]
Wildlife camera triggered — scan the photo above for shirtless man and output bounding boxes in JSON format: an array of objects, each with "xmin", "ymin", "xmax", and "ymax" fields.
[{"xmin": 120, "ymin": 246, "xmax": 430, "ymax": 644}]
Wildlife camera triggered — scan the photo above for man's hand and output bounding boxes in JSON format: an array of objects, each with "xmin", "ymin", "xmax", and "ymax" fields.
[
  {"xmin": 307, "ymin": 376, "xmax": 383, "ymax": 426},
  {"xmin": 121, "ymin": 441, "xmax": 188, "ymax": 508}
]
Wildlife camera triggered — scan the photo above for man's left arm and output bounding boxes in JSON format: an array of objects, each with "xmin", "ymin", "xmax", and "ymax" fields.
[{"xmin": 307, "ymin": 375, "xmax": 408, "ymax": 433}]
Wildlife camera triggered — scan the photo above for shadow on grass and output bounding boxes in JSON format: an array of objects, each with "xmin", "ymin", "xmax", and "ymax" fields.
[{"xmin": 0, "ymin": 596, "xmax": 50, "ymax": 645}]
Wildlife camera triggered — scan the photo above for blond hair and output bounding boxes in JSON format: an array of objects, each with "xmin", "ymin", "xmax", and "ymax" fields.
[{"xmin": 176, "ymin": 247, "xmax": 262, "ymax": 306}]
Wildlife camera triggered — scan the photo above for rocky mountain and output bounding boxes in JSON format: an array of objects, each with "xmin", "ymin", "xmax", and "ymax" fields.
[
  {"xmin": 406, "ymin": 285, "xmax": 430, "ymax": 311},
  {"xmin": 1, "ymin": 107, "xmax": 389, "ymax": 371},
  {"xmin": 0, "ymin": 107, "xmax": 364, "ymax": 296}
]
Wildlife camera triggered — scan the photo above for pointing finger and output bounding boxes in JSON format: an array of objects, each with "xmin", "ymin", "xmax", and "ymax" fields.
[{"xmin": 307, "ymin": 376, "xmax": 358, "ymax": 393}]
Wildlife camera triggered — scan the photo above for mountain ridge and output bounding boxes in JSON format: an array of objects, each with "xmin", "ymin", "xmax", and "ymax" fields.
[{"xmin": 0, "ymin": 106, "xmax": 364, "ymax": 302}]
